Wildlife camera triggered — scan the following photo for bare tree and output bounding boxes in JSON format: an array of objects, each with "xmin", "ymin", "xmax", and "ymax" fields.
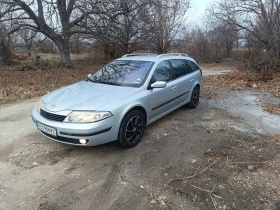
[
  {"xmin": 83, "ymin": 0, "xmax": 152, "ymax": 59},
  {"xmin": 209, "ymin": 0, "xmax": 280, "ymax": 61},
  {"xmin": 184, "ymin": 28, "xmax": 211, "ymax": 61},
  {"xmin": 0, "ymin": 0, "xmax": 80, "ymax": 67},
  {"xmin": 0, "ymin": 0, "xmax": 144, "ymax": 68},
  {"xmin": 110, "ymin": 1, "xmax": 151, "ymax": 53},
  {"xmin": 208, "ymin": 22, "xmax": 238, "ymax": 58},
  {"xmin": 148, "ymin": 0, "xmax": 190, "ymax": 54},
  {"xmin": 15, "ymin": 29, "xmax": 37, "ymax": 56}
]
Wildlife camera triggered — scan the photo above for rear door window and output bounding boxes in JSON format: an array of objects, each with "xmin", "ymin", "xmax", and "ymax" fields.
[{"xmin": 170, "ymin": 59, "xmax": 188, "ymax": 79}]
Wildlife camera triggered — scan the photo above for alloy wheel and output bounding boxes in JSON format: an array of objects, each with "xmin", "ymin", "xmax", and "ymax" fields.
[
  {"xmin": 125, "ymin": 116, "xmax": 144, "ymax": 143},
  {"xmin": 192, "ymin": 87, "xmax": 200, "ymax": 106}
]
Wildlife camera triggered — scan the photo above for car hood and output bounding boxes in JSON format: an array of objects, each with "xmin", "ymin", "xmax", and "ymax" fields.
[{"xmin": 42, "ymin": 81, "xmax": 136, "ymax": 112}]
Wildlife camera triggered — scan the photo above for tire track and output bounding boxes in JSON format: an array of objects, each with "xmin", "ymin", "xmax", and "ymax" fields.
[
  {"xmin": 109, "ymin": 189, "xmax": 149, "ymax": 210},
  {"xmin": 92, "ymin": 163, "xmax": 122, "ymax": 210}
]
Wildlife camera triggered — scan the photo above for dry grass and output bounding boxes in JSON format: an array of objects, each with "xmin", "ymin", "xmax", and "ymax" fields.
[{"xmin": 36, "ymin": 53, "xmax": 89, "ymax": 65}]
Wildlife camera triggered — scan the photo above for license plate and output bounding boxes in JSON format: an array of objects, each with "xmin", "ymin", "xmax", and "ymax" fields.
[{"xmin": 37, "ymin": 122, "xmax": 57, "ymax": 136}]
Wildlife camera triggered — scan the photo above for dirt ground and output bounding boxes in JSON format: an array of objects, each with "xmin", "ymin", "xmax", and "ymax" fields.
[{"xmin": 0, "ymin": 64, "xmax": 280, "ymax": 210}]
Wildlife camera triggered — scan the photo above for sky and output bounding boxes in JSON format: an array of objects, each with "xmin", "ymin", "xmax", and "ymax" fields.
[{"xmin": 187, "ymin": 0, "xmax": 215, "ymax": 24}]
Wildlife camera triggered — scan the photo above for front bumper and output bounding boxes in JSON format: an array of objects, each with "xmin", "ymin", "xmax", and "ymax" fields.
[{"xmin": 31, "ymin": 108, "xmax": 119, "ymax": 146}]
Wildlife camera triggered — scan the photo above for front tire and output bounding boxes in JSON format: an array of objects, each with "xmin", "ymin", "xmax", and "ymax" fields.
[
  {"xmin": 186, "ymin": 86, "xmax": 200, "ymax": 109},
  {"xmin": 118, "ymin": 110, "xmax": 145, "ymax": 148}
]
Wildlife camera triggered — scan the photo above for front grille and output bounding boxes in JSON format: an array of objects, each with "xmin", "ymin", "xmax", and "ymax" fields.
[{"xmin": 40, "ymin": 109, "xmax": 66, "ymax": 122}]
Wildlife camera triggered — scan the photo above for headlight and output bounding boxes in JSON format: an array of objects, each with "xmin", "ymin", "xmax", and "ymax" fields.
[
  {"xmin": 64, "ymin": 111, "xmax": 112, "ymax": 123},
  {"xmin": 35, "ymin": 98, "xmax": 42, "ymax": 112}
]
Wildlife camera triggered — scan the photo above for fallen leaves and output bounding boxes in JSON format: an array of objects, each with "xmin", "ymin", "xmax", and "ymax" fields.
[
  {"xmin": 201, "ymin": 87, "xmax": 222, "ymax": 99},
  {"xmin": 149, "ymin": 195, "xmax": 168, "ymax": 207},
  {"xmin": 150, "ymin": 199, "xmax": 157, "ymax": 204},
  {"xmin": 263, "ymin": 103, "xmax": 280, "ymax": 115},
  {"xmin": 248, "ymin": 165, "xmax": 257, "ymax": 171},
  {"xmin": 204, "ymin": 149, "xmax": 230, "ymax": 158},
  {"xmin": 270, "ymin": 134, "xmax": 280, "ymax": 144},
  {"xmin": 0, "ymin": 62, "xmax": 103, "ymax": 103},
  {"xmin": 203, "ymin": 69, "xmax": 280, "ymax": 98}
]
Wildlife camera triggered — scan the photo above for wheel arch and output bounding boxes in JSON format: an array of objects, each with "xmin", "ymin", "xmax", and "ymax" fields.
[
  {"xmin": 194, "ymin": 83, "xmax": 200, "ymax": 90},
  {"xmin": 120, "ymin": 105, "xmax": 148, "ymax": 127}
]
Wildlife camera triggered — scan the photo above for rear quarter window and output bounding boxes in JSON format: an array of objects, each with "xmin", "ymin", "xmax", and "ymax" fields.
[{"xmin": 188, "ymin": 61, "xmax": 199, "ymax": 73}]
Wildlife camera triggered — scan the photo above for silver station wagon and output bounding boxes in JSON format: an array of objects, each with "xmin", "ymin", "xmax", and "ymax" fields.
[{"xmin": 32, "ymin": 53, "xmax": 202, "ymax": 148}]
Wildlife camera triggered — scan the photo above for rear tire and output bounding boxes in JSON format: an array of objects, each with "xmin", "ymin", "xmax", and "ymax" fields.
[
  {"xmin": 118, "ymin": 110, "xmax": 145, "ymax": 148},
  {"xmin": 186, "ymin": 86, "xmax": 200, "ymax": 109}
]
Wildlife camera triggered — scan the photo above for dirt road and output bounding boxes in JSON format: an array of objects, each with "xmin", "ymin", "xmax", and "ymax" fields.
[{"xmin": 1, "ymin": 66, "xmax": 280, "ymax": 210}]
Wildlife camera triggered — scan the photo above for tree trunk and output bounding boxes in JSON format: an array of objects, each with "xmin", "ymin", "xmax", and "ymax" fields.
[
  {"xmin": 103, "ymin": 43, "xmax": 109, "ymax": 60},
  {"xmin": 57, "ymin": 40, "xmax": 72, "ymax": 68},
  {"xmin": 109, "ymin": 44, "xmax": 115, "ymax": 58},
  {"xmin": 0, "ymin": 40, "xmax": 11, "ymax": 64}
]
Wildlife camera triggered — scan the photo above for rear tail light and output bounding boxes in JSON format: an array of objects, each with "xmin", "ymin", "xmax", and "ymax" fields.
[{"xmin": 199, "ymin": 68, "xmax": 202, "ymax": 75}]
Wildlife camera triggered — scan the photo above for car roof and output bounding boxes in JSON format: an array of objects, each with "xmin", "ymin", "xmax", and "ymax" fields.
[{"xmin": 116, "ymin": 53, "xmax": 197, "ymax": 64}]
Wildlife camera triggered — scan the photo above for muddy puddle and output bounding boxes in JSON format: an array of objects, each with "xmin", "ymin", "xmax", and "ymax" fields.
[{"xmin": 207, "ymin": 89, "xmax": 280, "ymax": 136}]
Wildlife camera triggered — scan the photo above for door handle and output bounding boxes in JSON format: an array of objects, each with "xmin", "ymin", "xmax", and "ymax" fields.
[{"xmin": 171, "ymin": 86, "xmax": 176, "ymax": 90}]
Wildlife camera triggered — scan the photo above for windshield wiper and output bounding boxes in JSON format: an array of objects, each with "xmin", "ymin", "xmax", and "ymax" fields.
[
  {"xmin": 98, "ymin": 81, "xmax": 121, "ymax": 86},
  {"xmin": 87, "ymin": 78, "xmax": 98, "ymax": 83}
]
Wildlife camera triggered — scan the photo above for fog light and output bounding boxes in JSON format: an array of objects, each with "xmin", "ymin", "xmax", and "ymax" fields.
[{"xmin": 79, "ymin": 139, "xmax": 87, "ymax": 144}]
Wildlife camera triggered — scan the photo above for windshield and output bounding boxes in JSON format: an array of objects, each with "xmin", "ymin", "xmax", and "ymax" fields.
[{"xmin": 90, "ymin": 60, "xmax": 154, "ymax": 87}]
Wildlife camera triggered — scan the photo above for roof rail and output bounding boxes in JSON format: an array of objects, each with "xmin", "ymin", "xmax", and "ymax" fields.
[
  {"xmin": 122, "ymin": 53, "xmax": 157, "ymax": 58},
  {"xmin": 156, "ymin": 53, "xmax": 189, "ymax": 58}
]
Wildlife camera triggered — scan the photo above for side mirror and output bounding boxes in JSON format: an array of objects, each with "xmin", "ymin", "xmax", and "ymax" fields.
[{"xmin": 150, "ymin": 81, "xmax": 167, "ymax": 89}]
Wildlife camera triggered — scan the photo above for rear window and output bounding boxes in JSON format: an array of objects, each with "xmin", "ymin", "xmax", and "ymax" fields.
[{"xmin": 92, "ymin": 60, "xmax": 154, "ymax": 87}]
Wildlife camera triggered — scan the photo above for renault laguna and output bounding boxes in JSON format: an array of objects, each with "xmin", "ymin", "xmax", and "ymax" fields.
[{"xmin": 32, "ymin": 53, "xmax": 202, "ymax": 148}]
